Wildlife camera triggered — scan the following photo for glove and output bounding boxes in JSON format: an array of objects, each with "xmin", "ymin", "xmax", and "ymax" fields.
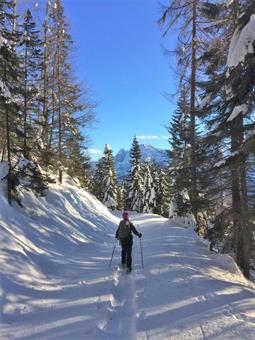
[{"xmin": 138, "ymin": 233, "xmax": 142, "ymax": 238}]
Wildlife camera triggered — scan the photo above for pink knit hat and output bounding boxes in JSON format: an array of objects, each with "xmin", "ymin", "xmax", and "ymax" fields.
[{"xmin": 122, "ymin": 211, "xmax": 129, "ymax": 220}]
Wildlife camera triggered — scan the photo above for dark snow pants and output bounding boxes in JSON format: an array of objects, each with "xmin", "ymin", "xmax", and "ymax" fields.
[{"xmin": 120, "ymin": 237, "xmax": 133, "ymax": 269}]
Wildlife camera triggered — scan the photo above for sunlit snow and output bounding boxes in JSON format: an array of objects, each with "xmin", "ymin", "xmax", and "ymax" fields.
[
  {"xmin": 1, "ymin": 163, "xmax": 255, "ymax": 339},
  {"xmin": 227, "ymin": 14, "xmax": 255, "ymax": 69}
]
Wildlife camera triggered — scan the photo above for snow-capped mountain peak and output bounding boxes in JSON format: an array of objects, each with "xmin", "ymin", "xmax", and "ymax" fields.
[{"xmin": 114, "ymin": 144, "xmax": 168, "ymax": 178}]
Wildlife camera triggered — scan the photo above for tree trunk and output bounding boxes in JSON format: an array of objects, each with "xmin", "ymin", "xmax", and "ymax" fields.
[
  {"xmin": 231, "ymin": 114, "xmax": 250, "ymax": 278},
  {"xmin": 1, "ymin": 135, "xmax": 7, "ymax": 162},
  {"xmin": 42, "ymin": 2, "xmax": 50, "ymax": 165},
  {"xmin": 238, "ymin": 115, "xmax": 250, "ymax": 278},
  {"xmin": 190, "ymin": 0, "xmax": 198, "ymax": 219},
  {"xmin": 23, "ymin": 44, "xmax": 28, "ymax": 158},
  {"xmin": 12, "ymin": 0, "xmax": 17, "ymax": 31},
  {"xmin": 49, "ymin": 52, "xmax": 57, "ymax": 149},
  {"xmin": 239, "ymin": 158, "xmax": 250, "ymax": 278},
  {"xmin": 5, "ymin": 105, "xmax": 12, "ymax": 205},
  {"xmin": 56, "ymin": 25, "xmax": 62, "ymax": 184}
]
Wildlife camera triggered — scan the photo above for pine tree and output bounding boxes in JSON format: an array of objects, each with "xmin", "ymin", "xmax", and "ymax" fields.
[
  {"xmin": 155, "ymin": 168, "xmax": 171, "ymax": 217},
  {"xmin": 102, "ymin": 144, "xmax": 118, "ymax": 210},
  {"xmin": 19, "ymin": 9, "xmax": 43, "ymax": 159},
  {"xmin": 93, "ymin": 157, "xmax": 105, "ymax": 202},
  {"xmin": 116, "ymin": 181, "xmax": 125, "ymax": 211},
  {"xmin": 167, "ymin": 87, "xmax": 192, "ymax": 217},
  {"xmin": 142, "ymin": 162, "xmax": 156, "ymax": 213},
  {"xmin": 159, "ymin": 1, "xmax": 217, "ymax": 220},
  {"xmin": 126, "ymin": 137, "xmax": 144, "ymax": 212},
  {"xmin": 198, "ymin": 0, "xmax": 255, "ymax": 277},
  {"xmin": 224, "ymin": 1, "xmax": 255, "ymax": 278},
  {"xmin": 82, "ymin": 153, "xmax": 94, "ymax": 192},
  {"xmin": 0, "ymin": 0, "xmax": 22, "ymax": 204}
]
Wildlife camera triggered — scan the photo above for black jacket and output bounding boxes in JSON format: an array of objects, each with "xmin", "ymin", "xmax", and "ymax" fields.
[{"xmin": 116, "ymin": 219, "xmax": 140, "ymax": 239}]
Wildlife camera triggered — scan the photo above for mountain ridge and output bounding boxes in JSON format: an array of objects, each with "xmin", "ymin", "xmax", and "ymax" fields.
[{"xmin": 93, "ymin": 144, "xmax": 169, "ymax": 178}]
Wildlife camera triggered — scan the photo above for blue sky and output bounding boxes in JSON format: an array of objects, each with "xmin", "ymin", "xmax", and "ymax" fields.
[{"xmin": 62, "ymin": 0, "xmax": 177, "ymax": 159}]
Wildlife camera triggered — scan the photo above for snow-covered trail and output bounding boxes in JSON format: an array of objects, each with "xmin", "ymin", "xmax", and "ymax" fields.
[
  {"xmin": 1, "ymin": 213, "xmax": 255, "ymax": 339},
  {"xmin": 133, "ymin": 215, "xmax": 255, "ymax": 339}
]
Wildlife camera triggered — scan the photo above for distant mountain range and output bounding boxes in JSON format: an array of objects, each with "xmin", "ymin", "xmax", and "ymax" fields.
[
  {"xmin": 115, "ymin": 144, "xmax": 169, "ymax": 178},
  {"xmin": 93, "ymin": 144, "xmax": 169, "ymax": 179}
]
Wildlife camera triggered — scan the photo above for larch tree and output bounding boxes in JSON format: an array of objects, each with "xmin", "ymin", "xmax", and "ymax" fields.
[
  {"xmin": 159, "ymin": 0, "xmax": 216, "ymax": 219},
  {"xmin": 19, "ymin": 9, "xmax": 43, "ymax": 159},
  {"xmin": 41, "ymin": 0, "xmax": 94, "ymax": 183}
]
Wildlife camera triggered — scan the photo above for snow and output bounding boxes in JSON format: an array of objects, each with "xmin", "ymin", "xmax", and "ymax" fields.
[
  {"xmin": 214, "ymin": 151, "xmax": 239, "ymax": 167},
  {"xmin": 180, "ymin": 112, "xmax": 185, "ymax": 124},
  {"xmin": 0, "ymin": 79, "xmax": 11, "ymax": 99},
  {"xmin": 214, "ymin": 158, "xmax": 226, "ymax": 167},
  {"xmin": 1, "ymin": 162, "xmax": 255, "ymax": 339},
  {"xmin": 227, "ymin": 14, "xmax": 255, "ymax": 68},
  {"xmin": 226, "ymin": 0, "xmax": 234, "ymax": 7},
  {"xmin": 199, "ymin": 93, "xmax": 212, "ymax": 110},
  {"xmin": 113, "ymin": 145, "xmax": 168, "ymax": 179},
  {"xmin": 105, "ymin": 144, "xmax": 111, "ymax": 152},
  {"xmin": 18, "ymin": 154, "xmax": 36, "ymax": 170},
  {"xmin": 227, "ymin": 104, "xmax": 248, "ymax": 122},
  {"xmin": 0, "ymin": 33, "xmax": 4, "ymax": 48}
]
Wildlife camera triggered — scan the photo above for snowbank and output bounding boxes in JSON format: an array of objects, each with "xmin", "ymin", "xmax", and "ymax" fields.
[{"xmin": 0, "ymin": 163, "xmax": 119, "ymax": 292}]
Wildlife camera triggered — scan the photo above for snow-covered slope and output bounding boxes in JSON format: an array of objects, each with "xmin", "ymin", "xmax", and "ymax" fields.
[
  {"xmin": 0, "ymin": 162, "xmax": 119, "ymax": 331},
  {"xmin": 1, "ymin": 162, "xmax": 255, "ymax": 339}
]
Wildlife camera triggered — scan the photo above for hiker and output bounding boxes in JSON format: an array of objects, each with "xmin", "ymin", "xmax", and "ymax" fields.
[{"xmin": 115, "ymin": 211, "xmax": 142, "ymax": 273}]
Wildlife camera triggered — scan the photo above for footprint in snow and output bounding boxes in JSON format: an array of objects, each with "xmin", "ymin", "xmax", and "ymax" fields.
[
  {"xmin": 136, "ymin": 310, "xmax": 146, "ymax": 320},
  {"xmin": 78, "ymin": 280, "xmax": 87, "ymax": 285},
  {"xmin": 110, "ymin": 295, "xmax": 125, "ymax": 308},
  {"xmin": 97, "ymin": 319, "xmax": 107, "ymax": 331},
  {"xmin": 135, "ymin": 289, "xmax": 145, "ymax": 298}
]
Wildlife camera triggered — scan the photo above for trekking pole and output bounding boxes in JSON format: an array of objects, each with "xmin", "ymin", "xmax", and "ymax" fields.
[
  {"xmin": 140, "ymin": 238, "xmax": 144, "ymax": 268},
  {"xmin": 109, "ymin": 239, "xmax": 117, "ymax": 268}
]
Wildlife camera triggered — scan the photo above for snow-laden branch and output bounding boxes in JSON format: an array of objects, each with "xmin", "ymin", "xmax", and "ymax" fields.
[
  {"xmin": 227, "ymin": 104, "xmax": 248, "ymax": 122},
  {"xmin": 227, "ymin": 14, "xmax": 255, "ymax": 69}
]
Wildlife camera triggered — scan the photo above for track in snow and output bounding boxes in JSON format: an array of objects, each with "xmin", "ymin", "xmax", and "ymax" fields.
[{"xmin": 95, "ymin": 266, "xmax": 137, "ymax": 339}]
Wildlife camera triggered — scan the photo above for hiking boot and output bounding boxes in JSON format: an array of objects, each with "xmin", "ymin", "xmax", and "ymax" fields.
[{"xmin": 126, "ymin": 267, "xmax": 132, "ymax": 274}]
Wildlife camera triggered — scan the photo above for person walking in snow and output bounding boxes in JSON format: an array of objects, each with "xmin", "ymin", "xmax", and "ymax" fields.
[{"xmin": 115, "ymin": 211, "xmax": 142, "ymax": 273}]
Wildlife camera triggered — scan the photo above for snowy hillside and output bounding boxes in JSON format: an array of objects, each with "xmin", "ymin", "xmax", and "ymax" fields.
[
  {"xmin": 114, "ymin": 144, "xmax": 168, "ymax": 178},
  {"xmin": 1, "ymin": 163, "xmax": 255, "ymax": 339}
]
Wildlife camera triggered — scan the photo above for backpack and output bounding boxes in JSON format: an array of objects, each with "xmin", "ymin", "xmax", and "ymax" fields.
[{"xmin": 118, "ymin": 220, "xmax": 132, "ymax": 238}]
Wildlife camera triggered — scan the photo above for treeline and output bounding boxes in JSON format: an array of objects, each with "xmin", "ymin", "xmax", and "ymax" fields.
[
  {"xmin": 92, "ymin": 137, "xmax": 171, "ymax": 217},
  {"xmin": 160, "ymin": 1, "xmax": 255, "ymax": 278},
  {"xmin": 0, "ymin": 0, "xmax": 94, "ymax": 203}
]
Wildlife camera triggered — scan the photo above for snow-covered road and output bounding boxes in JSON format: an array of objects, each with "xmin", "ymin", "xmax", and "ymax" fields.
[
  {"xmin": 133, "ymin": 215, "xmax": 255, "ymax": 339},
  {"xmin": 1, "ymin": 212, "xmax": 255, "ymax": 339}
]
